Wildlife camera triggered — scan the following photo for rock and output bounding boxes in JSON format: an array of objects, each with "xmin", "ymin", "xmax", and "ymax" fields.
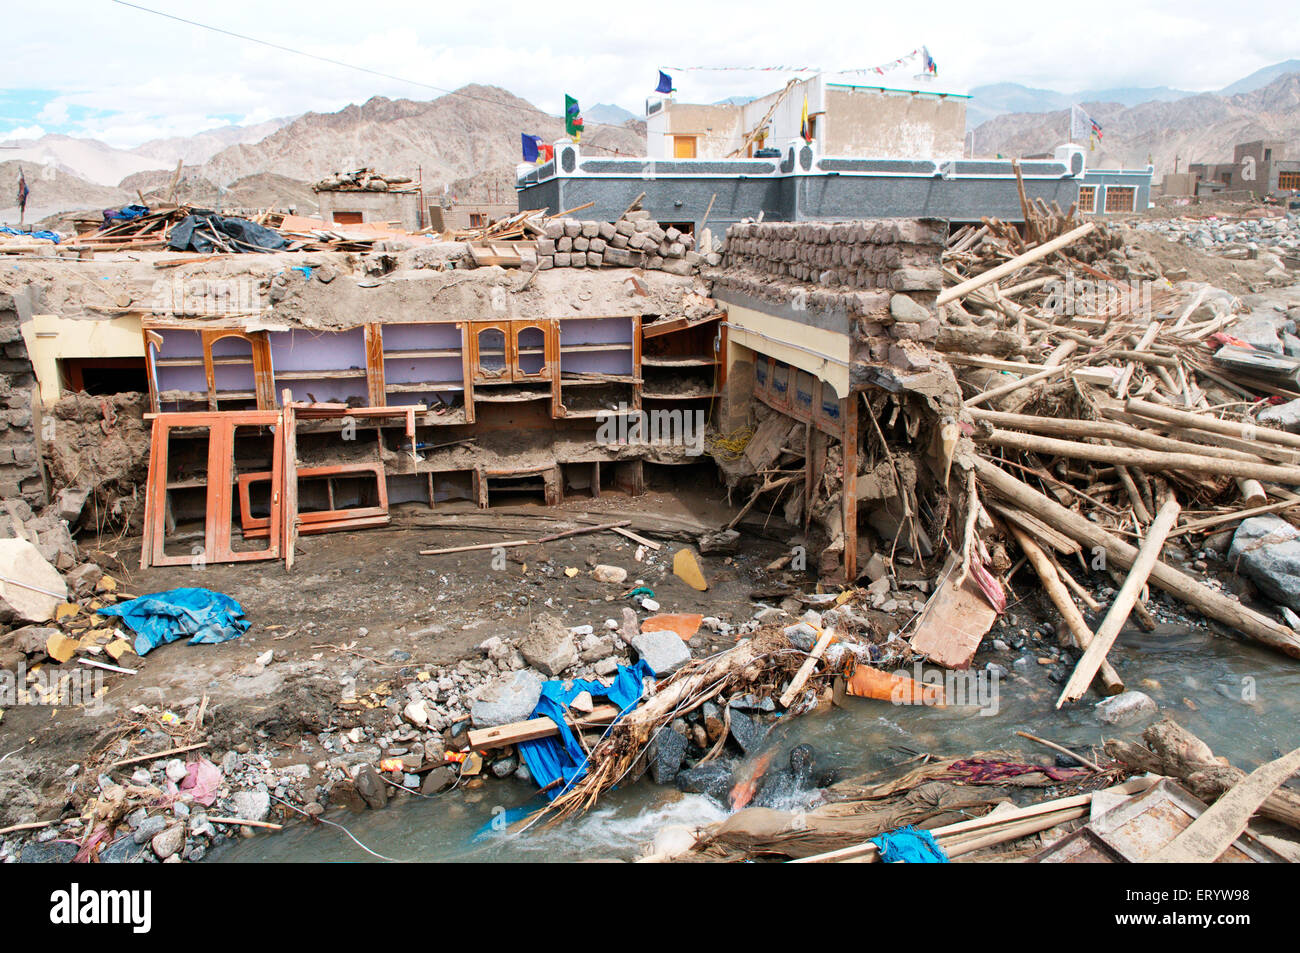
[
  {"xmin": 631, "ymin": 629, "xmax": 691, "ymax": 676},
  {"xmin": 353, "ymin": 765, "xmax": 388, "ymax": 810},
  {"xmin": 52, "ymin": 487, "xmax": 90, "ymax": 524},
  {"xmin": 420, "ymin": 764, "xmax": 456, "ymax": 794},
  {"xmin": 7, "ymin": 624, "xmax": 58, "ymax": 657},
  {"xmin": 229, "ymin": 789, "xmax": 271, "ymax": 822},
  {"xmin": 1257, "ymin": 398, "xmax": 1300, "ymax": 434},
  {"xmin": 592, "ymin": 564, "xmax": 628, "ymax": 585},
  {"xmin": 649, "ymin": 728, "xmax": 689, "ymax": 784},
  {"xmin": 675, "ymin": 761, "xmax": 733, "ymax": 801},
  {"xmin": 403, "ymin": 699, "xmax": 429, "ymax": 727},
  {"xmin": 151, "ymin": 825, "xmax": 185, "ymax": 860},
  {"xmin": 1228, "ymin": 314, "xmax": 1283, "ymax": 354},
  {"xmin": 100, "ymin": 835, "xmax": 147, "ymax": 864},
  {"xmin": 783, "ymin": 622, "xmax": 818, "ymax": 652},
  {"xmin": 1094, "ymin": 690, "xmax": 1158, "ymax": 725},
  {"xmin": 490, "ymin": 753, "xmax": 520, "ymax": 779},
  {"xmin": 0, "ymin": 539, "xmax": 67, "ymax": 624},
  {"xmin": 518, "ymin": 613, "xmax": 578, "ymax": 676},
  {"xmin": 64, "ymin": 562, "xmax": 103, "ymax": 598},
  {"xmin": 163, "ymin": 759, "xmax": 188, "ymax": 784},
  {"xmin": 570, "ymin": 690, "xmax": 594, "ymax": 713},
  {"xmin": 133, "ymin": 815, "xmax": 167, "ymax": 844},
  {"xmin": 697, "ymin": 529, "xmax": 740, "ymax": 554},
  {"xmin": 727, "ymin": 707, "xmax": 764, "ymax": 754},
  {"xmin": 889, "ymin": 294, "xmax": 930, "ymax": 323},
  {"xmin": 469, "ymin": 669, "xmax": 543, "ymax": 727},
  {"xmin": 17, "ymin": 840, "xmax": 78, "ymax": 863},
  {"xmin": 1229, "ymin": 515, "xmax": 1300, "ymax": 611}
]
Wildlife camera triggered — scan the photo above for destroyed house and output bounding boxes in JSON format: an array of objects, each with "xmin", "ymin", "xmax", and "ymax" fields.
[{"xmin": 5, "ymin": 199, "xmax": 964, "ymax": 586}]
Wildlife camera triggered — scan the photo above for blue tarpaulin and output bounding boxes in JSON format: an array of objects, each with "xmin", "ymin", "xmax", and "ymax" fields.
[
  {"xmin": 0, "ymin": 224, "xmax": 60, "ymax": 244},
  {"xmin": 97, "ymin": 587, "xmax": 251, "ymax": 656},
  {"xmin": 871, "ymin": 825, "xmax": 949, "ymax": 863},
  {"xmin": 517, "ymin": 660, "xmax": 656, "ymax": 799}
]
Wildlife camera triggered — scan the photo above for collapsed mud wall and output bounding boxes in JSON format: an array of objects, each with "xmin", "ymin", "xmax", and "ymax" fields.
[
  {"xmin": 0, "ymin": 294, "xmax": 45, "ymax": 509},
  {"xmin": 42, "ymin": 392, "xmax": 151, "ymax": 534}
]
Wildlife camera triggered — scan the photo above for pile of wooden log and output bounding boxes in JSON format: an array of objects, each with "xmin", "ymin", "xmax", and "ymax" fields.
[{"xmin": 936, "ymin": 211, "xmax": 1300, "ymax": 706}]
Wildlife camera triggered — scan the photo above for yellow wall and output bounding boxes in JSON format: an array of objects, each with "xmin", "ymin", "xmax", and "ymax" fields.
[
  {"xmin": 21, "ymin": 313, "xmax": 145, "ymax": 406},
  {"xmin": 723, "ymin": 303, "xmax": 851, "ymax": 398}
]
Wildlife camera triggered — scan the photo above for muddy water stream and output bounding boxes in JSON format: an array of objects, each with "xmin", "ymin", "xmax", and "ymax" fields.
[{"xmin": 216, "ymin": 621, "xmax": 1300, "ymax": 862}]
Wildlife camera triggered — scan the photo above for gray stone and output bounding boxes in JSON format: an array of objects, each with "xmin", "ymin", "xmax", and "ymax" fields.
[
  {"xmin": 782, "ymin": 622, "xmax": 818, "ymax": 652},
  {"xmin": 727, "ymin": 707, "xmax": 764, "ymax": 754},
  {"xmin": 64, "ymin": 562, "xmax": 103, "ymax": 598},
  {"xmin": 490, "ymin": 753, "xmax": 520, "ymax": 779},
  {"xmin": 1229, "ymin": 515, "xmax": 1300, "ymax": 611},
  {"xmin": 1257, "ymin": 398, "xmax": 1300, "ymax": 434},
  {"xmin": 1094, "ymin": 690, "xmax": 1158, "ymax": 725},
  {"xmin": 469, "ymin": 669, "xmax": 544, "ymax": 726},
  {"xmin": 649, "ymin": 729, "xmax": 689, "ymax": 785},
  {"xmin": 100, "ymin": 835, "xmax": 147, "ymax": 864},
  {"xmin": 889, "ymin": 293, "xmax": 930, "ymax": 323},
  {"xmin": 1229, "ymin": 314, "xmax": 1284, "ymax": 354},
  {"xmin": 420, "ymin": 764, "xmax": 456, "ymax": 794},
  {"xmin": 675, "ymin": 761, "xmax": 732, "ymax": 801},
  {"xmin": 18, "ymin": 841, "xmax": 78, "ymax": 863},
  {"xmin": 133, "ymin": 814, "xmax": 167, "ymax": 844},
  {"xmin": 229, "ymin": 789, "xmax": 271, "ymax": 822},
  {"xmin": 631, "ymin": 629, "xmax": 691, "ymax": 676},
  {"xmin": 518, "ymin": 613, "xmax": 578, "ymax": 676},
  {"xmin": 353, "ymin": 765, "xmax": 387, "ymax": 810}
]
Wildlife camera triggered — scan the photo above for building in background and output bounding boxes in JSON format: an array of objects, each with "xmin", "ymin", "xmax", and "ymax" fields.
[
  {"xmin": 645, "ymin": 73, "xmax": 968, "ymax": 161},
  {"xmin": 313, "ymin": 169, "xmax": 423, "ymax": 231}
]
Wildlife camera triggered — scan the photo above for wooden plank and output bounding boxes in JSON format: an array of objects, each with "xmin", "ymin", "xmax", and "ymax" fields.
[
  {"xmin": 466, "ymin": 704, "xmax": 620, "ymax": 749},
  {"xmin": 909, "ymin": 554, "xmax": 998, "ymax": 669},
  {"xmin": 1056, "ymin": 497, "xmax": 1179, "ymax": 706},
  {"xmin": 1152, "ymin": 746, "xmax": 1300, "ymax": 862}
]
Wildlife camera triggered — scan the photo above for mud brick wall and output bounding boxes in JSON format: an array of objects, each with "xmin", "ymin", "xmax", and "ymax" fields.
[
  {"xmin": 711, "ymin": 219, "xmax": 946, "ymax": 295},
  {"xmin": 707, "ymin": 219, "xmax": 948, "ymax": 377},
  {"xmin": 0, "ymin": 296, "xmax": 45, "ymax": 508},
  {"xmin": 535, "ymin": 213, "xmax": 718, "ymax": 275}
]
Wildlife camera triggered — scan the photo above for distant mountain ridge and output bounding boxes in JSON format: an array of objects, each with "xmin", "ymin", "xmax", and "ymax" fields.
[
  {"xmin": 966, "ymin": 58, "xmax": 1300, "ymax": 127},
  {"xmin": 971, "ymin": 71, "xmax": 1300, "ymax": 176}
]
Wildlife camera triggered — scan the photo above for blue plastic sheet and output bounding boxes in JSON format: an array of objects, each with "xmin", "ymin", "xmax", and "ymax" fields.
[
  {"xmin": 97, "ymin": 587, "xmax": 251, "ymax": 656},
  {"xmin": 871, "ymin": 825, "xmax": 949, "ymax": 863},
  {"xmin": 0, "ymin": 224, "xmax": 60, "ymax": 244},
  {"xmin": 517, "ymin": 660, "xmax": 656, "ymax": 799}
]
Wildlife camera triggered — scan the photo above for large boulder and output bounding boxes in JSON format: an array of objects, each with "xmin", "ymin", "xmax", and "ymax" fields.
[
  {"xmin": 1229, "ymin": 515, "xmax": 1300, "ymax": 611},
  {"xmin": 1256, "ymin": 398, "xmax": 1300, "ymax": 434},
  {"xmin": 631, "ymin": 630, "xmax": 691, "ymax": 676},
  {"xmin": 517, "ymin": 613, "xmax": 578, "ymax": 676},
  {"xmin": 0, "ymin": 539, "xmax": 67, "ymax": 624},
  {"xmin": 469, "ymin": 669, "xmax": 543, "ymax": 727}
]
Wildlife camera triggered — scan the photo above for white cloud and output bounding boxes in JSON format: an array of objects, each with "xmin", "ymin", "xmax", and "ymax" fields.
[
  {"xmin": 7, "ymin": 0, "xmax": 1299, "ymax": 148},
  {"xmin": 0, "ymin": 125, "xmax": 48, "ymax": 143}
]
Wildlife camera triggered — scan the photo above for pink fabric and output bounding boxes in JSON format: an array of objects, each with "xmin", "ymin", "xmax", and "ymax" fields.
[{"xmin": 179, "ymin": 759, "xmax": 222, "ymax": 806}]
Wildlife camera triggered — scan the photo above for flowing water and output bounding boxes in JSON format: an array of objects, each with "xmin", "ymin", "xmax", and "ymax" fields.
[{"xmin": 215, "ymin": 620, "xmax": 1300, "ymax": 863}]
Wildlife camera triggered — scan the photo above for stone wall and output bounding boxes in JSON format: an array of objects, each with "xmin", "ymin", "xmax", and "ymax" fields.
[
  {"xmin": 535, "ymin": 213, "xmax": 719, "ymax": 275},
  {"xmin": 0, "ymin": 295, "xmax": 46, "ymax": 509}
]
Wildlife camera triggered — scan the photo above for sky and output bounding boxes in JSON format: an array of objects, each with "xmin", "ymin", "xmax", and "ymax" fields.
[{"xmin": 3, "ymin": 0, "xmax": 1298, "ymax": 148}]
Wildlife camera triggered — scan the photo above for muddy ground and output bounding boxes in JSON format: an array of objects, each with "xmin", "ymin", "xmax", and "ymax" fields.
[{"xmin": 0, "ymin": 483, "xmax": 811, "ymax": 828}]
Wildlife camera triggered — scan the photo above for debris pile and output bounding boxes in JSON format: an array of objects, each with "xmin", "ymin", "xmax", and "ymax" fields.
[{"xmin": 1136, "ymin": 211, "xmax": 1299, "ymax": 277}]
